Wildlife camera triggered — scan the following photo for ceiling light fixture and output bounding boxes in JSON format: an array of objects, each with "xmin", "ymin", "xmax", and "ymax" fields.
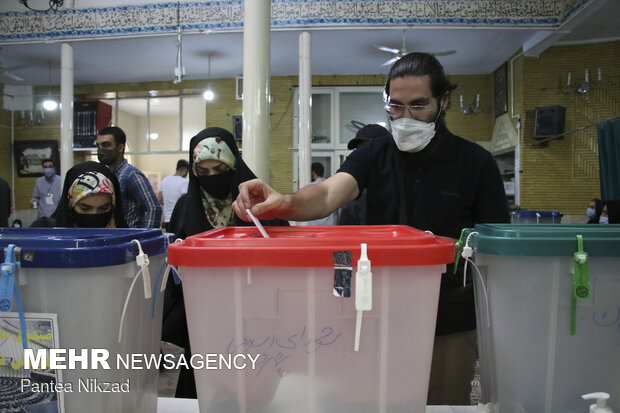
[
  {"xmin": 203, "ymin": 54, "xmax": 215, "ymax": 101},
  {"xmin": 42, "ymin": 62, "xmax": 58, "ymax": 111}
]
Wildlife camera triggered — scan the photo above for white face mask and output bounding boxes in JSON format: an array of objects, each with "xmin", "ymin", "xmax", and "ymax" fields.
[
  {"xmin": 586, "ymin": 207, "xmax": 595, "ymax": 218},
  {"xmin": 599, "ymin": 216, "xmax": 609, "ymax": 224},
  {"xmin": 390, "ymin": 117, "xmax": 436, "ymax": 153},
  {"xmin": 389, "ymin": 97, "xmax": 443, "ymax": 153}
]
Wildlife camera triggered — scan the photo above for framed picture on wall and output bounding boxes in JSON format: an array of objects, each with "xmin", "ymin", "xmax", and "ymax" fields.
[
  {"xmin": 14, "ymin": 140, "xmax": 60, "ymax": 177},
  {"xmin": 494, "ymin": 62, "xmax": 508, "ymax": 117}
]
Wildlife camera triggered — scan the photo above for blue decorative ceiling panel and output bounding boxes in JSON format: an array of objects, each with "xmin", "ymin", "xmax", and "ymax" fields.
[{"xmin": 0, "ymin": 0, "xmax": 588, "ymax": 43}]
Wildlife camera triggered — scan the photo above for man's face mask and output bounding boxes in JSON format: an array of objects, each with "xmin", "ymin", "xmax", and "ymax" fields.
[
  {"xmin": 197, "ymin": 169, "xmax": 234, "ymax": 200},
  {"xmin": 390, "ymin": 117, "xmax": 437, "ymax": 153},
  {"xmin": 97, "ymin": 147, "xmax": 118, "ymax": 166},
  {"xmin": 43, "ymin": 167, "xmax": 55, "ymax": 178},
  {"xmin": 586, "ymin": 207, "xmax": 595, "ymax": 218},
  {"xmin": 72, "ymin": 210, "xmax": 113, "ymax": 228},
  {"xmin": 389, "ymin": 96, "xmax": 444, "ymax": 153}
]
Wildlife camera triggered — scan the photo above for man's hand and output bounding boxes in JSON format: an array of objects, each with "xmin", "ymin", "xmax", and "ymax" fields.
[
  {"xmin": 233, "ymin": 173, "xmax": 359, "ymax": 222},
  {"xmin": 233, "ymin": 179, "xmax": 290, "ymax": 221}
]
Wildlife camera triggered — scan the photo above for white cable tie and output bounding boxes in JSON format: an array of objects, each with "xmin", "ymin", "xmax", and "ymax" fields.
[
  {"xmin": 132, "ymin": 239, "xmax": 151, "ymax": 299},
  {"xmin": 354, "ymin": 310, "xmax": 363, "ymax": 352},
  {"xmin": 468, "ymin": 258, "xmax": 491, "ymax": 328},
  {"xmin": 161, "ymin": 238, "xmax": 183, "ymax": 291},
  {"xmin": 118, "ymin": 267, "xmax": 143, "ymax": 343},
  {"xmin": 462, "ymin": 232, "xmax": 479, "ymax": 286},
  {"xmin": 160, "ymin": 261, "xmax": 172, "ymax": 292},
  {"xmin": 354, "ymin": 243, "xmax": 372, "ymax": 351}
]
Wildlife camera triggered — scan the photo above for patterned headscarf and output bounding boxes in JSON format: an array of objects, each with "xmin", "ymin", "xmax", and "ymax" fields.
[
  {"xmin": 67, "ymin": 171, "xmax": 115, "ymax": 209},
  {"xmin": 192, "ymin": 137, "xmax": 237, "ymax": 228},
  {"xmin": 192, "ymin": 137, "xmax": 236, "ymax": 171}
]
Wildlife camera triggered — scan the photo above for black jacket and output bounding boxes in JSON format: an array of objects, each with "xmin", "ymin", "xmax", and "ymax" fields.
[{"xmin": 339, "ymin": 128, "xmax": 509, "ymax": 335}]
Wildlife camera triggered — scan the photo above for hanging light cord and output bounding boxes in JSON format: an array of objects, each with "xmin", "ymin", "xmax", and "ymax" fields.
[
  {"xmin": 20, "ymin": 0, "xmax": 64, "ymax": 12},
  {"xmin": 208, "ymin": 54, "xmax": 212, "ymax": 81}
]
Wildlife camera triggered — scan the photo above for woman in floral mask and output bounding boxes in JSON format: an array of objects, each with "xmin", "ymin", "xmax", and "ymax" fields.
[
  {"xmin": 52, "ymin": 161, "xmax": 127, "ymax": 228},
  {"xmin": 164, "ymin": 127, "xmax": 287, "ymax": 398},
  {"xmin": 167, "ymin": 127, "xmax": 286, "ymax": 237}
]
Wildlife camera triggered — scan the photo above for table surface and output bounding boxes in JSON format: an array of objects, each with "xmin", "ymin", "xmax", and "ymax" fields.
[{"xmin": 156, "ymin": 397, "xmax": 478, "ymax": 413}]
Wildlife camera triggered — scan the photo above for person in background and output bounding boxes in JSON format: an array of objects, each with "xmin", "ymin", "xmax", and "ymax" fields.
[
  {"xmin": 0, "ymin": 176, "xmax": 10, "ymax": 227},
  {"xmin": 31, "ymin": 158, "xmax": 62, "ymax": 220},
  {"xmin": 33, "ymin": 161, "xmax": 127, "ymax": 228},
  {"xmin": 164, "ymin": 127, "xmax": 288, "ymax": 399},
  {"xmin": 337, "ymin": 124, "xmax": 390, "ymax": 225},
  {"xmin": 96, "ymin": 126, "xmax": 162, "ymax": 228},
  {"xmin": 599, "ymin": 203, "xmax": 609, "ymax": 224},
  {"xmin": 11, "ymin": 219, "xmax": 22, "ymax": 228},
  {"xmin": 305, "ymin": 162, "xmax": 337, "ymax": 225},
  {"xmin": 600, "ymin": 200, "xmax": 619, "ymax": 224},
  {"xmin": 587, "ymin": 198, "xmax": 603, "ymax": 223},
  {"xmin": 233, "ymin": 52, "xmax": 509, "ymax": 405},
  {"xmin": 158, "ymin": 159, "xmax": 189, "ymax": 232}
]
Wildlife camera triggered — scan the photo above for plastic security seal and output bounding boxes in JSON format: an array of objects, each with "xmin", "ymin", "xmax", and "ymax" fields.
[
  {"xmin": 1, "ymin": 245, "xmax": 28, "ymax": 349},
  {"xmin": 582, "ymin": 392, "xmax": 613, "ymax": 413},
  {"xmin": 0, "ymin": 245, "xmax": 18, "ymax": 312},
  {"xmin": 133, "ymin": 239, "xmax": 152, "ymax": 300},
  {"xmin": 118, "ymin": 240, "xmax": 153, "ymax": 342},
  {"xmin": 354, "ymin": 243, "xmax": 372, "ymax": 351},
  {"xmin": 571, "ymin": 234, "xmax": 590, "ymax": 335}
]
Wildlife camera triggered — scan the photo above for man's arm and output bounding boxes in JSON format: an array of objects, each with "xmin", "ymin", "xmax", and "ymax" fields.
[
  {"xmin": 233, "ymin": 172, "xmax": 359, "ymax": 222},
  {"xmin": 129, "ymin": 173, "xmax": 163, "ymax": 228},
  {"xmin": 31, "ymin": 179, "xmax": 40, "ymax": 201}
]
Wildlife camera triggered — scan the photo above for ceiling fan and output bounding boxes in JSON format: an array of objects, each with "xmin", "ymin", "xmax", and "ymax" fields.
[{"xmin": 377, "ymin": 30, "xmax": 456, "ymax": 67}]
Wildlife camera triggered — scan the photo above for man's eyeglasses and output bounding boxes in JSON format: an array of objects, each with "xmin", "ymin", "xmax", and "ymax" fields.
[{"xmin": 384, "ymin": 102, "xmax": 434, "ymax": 119}]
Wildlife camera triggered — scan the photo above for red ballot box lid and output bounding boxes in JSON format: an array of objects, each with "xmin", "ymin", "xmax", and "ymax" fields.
[{"xmin": 168, "ymin": 225, "xmax": 455, "ymax": 268}]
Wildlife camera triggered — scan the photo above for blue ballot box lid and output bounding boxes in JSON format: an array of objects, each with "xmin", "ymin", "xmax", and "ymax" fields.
[{"xmin": 0, "ymin": 228, "xmax": 166, "ymax": 268}]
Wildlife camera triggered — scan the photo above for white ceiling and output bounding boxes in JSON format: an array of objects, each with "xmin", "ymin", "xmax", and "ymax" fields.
[{"xmin": 0, "ymin": 0, "xmax": 619, "ymax": 88}]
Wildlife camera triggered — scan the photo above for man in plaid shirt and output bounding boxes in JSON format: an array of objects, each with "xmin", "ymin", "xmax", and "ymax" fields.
[{"xmin": 96, "ymin": 126, "xmax": 162, "ymax": 228}]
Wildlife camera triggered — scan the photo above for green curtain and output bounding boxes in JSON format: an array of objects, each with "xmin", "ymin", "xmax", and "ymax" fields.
[{"xmin": 597, "ymin": 118, "xmax": 620, "ymax": 200}]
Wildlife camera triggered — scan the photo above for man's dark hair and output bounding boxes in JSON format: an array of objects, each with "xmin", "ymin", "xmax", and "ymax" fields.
[
  {"xmin": 384, "ymin": 52, "xmax": 457, "ymax": 99},
  {"xmin": 41, "ymin": 158, "xmax": 54, "ymax": 167},
  {"xmin": 98, "ymin": 126, "xmax": 127, "ymax": 146},
  {"xmin": 311, "ymin": 162, "xmax": 324, "ymax": 178},
  {"xmin": 176, "ymin": 159, "xmax": 189, "ymax": 171}
]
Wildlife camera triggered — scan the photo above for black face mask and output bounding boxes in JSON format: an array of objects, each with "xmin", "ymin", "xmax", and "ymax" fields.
[
  {"xmin": 196, "ymin": 169, "xmax": 234, "ymax": 200},
  {"xmin": 72, "ymin": 210, "xmax": 114, "ymax": 228},
  {"xmin": 97, "ymin": 148, "xmax": 118, "ymax": 166}
]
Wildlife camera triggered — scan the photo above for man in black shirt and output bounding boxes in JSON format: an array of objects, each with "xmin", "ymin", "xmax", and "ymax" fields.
[{"xmin": 233, "ymin": 52, "xmax": 509, "ymax": 404}]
